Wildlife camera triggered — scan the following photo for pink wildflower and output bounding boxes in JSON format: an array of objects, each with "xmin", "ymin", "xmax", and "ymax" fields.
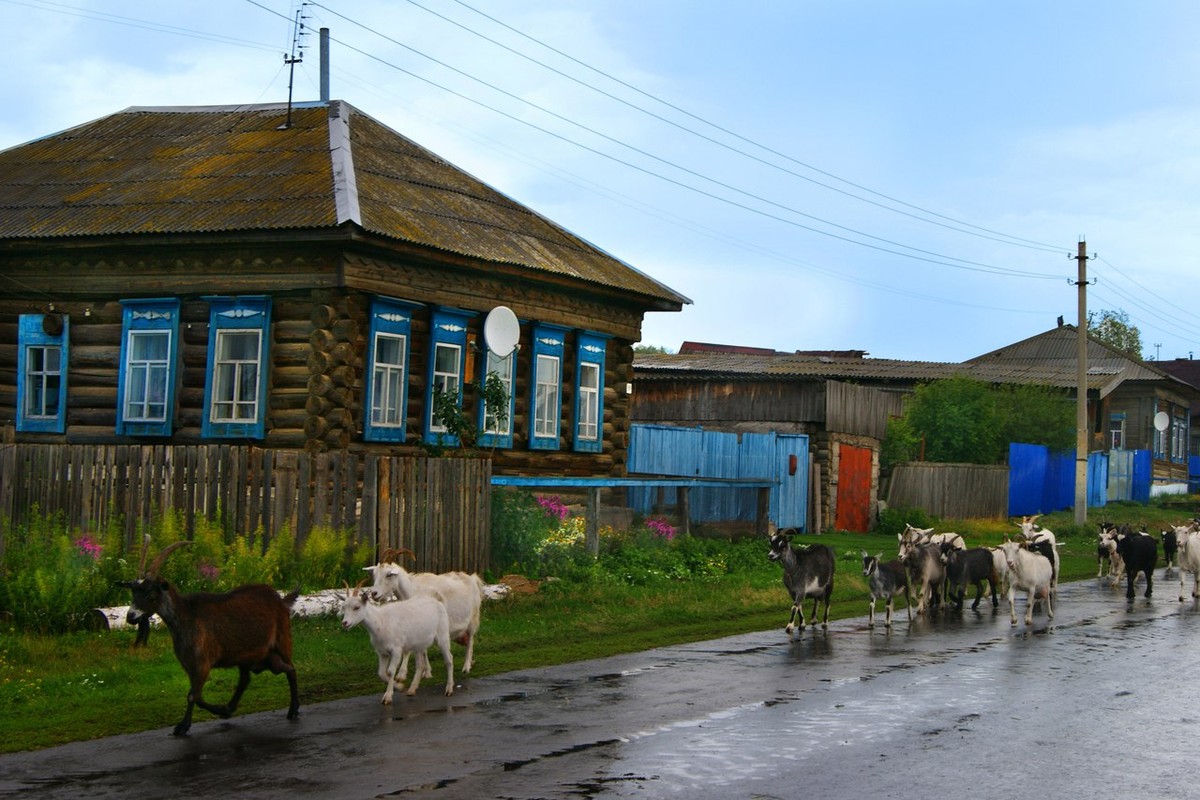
[
  {"xmin": 647, "ymin": 518, "xmax": 677, "ymax": 541},
  {"xmin": 74, "ymin": 536, "xmax": 103, "ymax": 561},
  {"xmin": 537, "ymin": 495, "xmax": 570, "ymax": 521}
]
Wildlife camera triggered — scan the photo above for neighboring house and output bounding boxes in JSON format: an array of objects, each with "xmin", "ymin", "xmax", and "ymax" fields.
[
  {"xmin": 968, "ymin": 324, "xmax": 1197, "ymax": 486},
  {"xmin": 0, "ymin": 100, "xmax": 687, "ymax": 477},
  {"xmin": 632, "ymin": 324, "xmax": 1200, "ymax": 529},
  {"xmin": 1151, "ymin": 357, "xmax": 1200, "ymax": 458}
]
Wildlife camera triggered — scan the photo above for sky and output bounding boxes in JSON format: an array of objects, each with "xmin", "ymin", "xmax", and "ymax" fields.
[{"xmin": 2, "ymin": 0, "xmax": 1199, "ymax": 363}]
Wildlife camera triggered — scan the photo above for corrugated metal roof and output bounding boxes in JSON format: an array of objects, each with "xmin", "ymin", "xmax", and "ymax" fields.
[
  {"xmin": 966, "ymin": 324, "xmax": 1167, "ymax": 382},
  {"xmin": 633, "ymin": 347, "xmax": 1126, "ymax": 394},
  {"xmin": 0, "ymin": 100, "xmax": 687, "ymax": 308}
]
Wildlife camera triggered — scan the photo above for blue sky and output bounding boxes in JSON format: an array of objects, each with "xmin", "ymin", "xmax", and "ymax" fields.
[{"xmin": 3, "ymin": 0, "xmax": 1199, "ymax": 362}]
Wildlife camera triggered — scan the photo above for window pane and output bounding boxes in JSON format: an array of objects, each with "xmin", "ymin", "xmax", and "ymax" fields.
[
  {"xmin": 212, "ymin": 328, "xmax": 261, "ymax": 423},
  {"xmin": 578, "ymin": 362, "xmax": 600, "ymax": 440},
  {"xmin": 131, "ymin": 332, "xmax": 169, "ymax": 361},
  {"xmin": 370, "ymin": 333, "xmax": 406, "ymax": 428},
  {"xmin": 535, "ymin": 354, "xmax": 560, "ymax": 437},
  {"xmin": 483, "ymin": 351, "xmax": 513, "ymax": 435},
  {"xmin": 219, "ymin": 331, "xmax": 259, "ymax": 361},
  {"xmin": 24, "ymin": 345, "xmax": 62, "ymax": 418}
]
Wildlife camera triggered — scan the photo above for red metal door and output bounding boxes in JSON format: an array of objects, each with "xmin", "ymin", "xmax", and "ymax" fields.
[{"xmin": 835, "ymin": 444, "xmax": 872, "ymax": 532}]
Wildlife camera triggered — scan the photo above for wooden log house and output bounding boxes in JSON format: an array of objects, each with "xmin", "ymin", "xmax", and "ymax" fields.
[{"xmin": 0, "ymin": 100, "xmax": 688, "ymax": 480}]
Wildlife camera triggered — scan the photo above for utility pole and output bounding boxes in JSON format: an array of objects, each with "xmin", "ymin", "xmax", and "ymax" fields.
[{"xmin": 1072, "ymin": 240, "xmax": 1092, "ymax": 525}]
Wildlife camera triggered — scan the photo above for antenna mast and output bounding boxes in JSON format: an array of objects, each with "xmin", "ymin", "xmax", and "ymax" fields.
[{"xmin": 282, "ymin": 3, "xmax": 310, "ymax": 129}]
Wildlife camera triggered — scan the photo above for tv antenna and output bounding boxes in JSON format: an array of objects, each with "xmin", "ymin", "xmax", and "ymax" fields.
[{"xmin": 281, "ymin": 2, "xmax": 311, "ymax": 130}]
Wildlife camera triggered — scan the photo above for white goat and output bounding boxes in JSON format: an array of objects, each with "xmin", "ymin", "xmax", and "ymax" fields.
[
  {"xmin": 897, "ymin": 524, "xmax": 965, "ymax": 560},
  {"xmin": 1176, "ymin": 526, "xmax": 1200, "ymax": 602},
  {"xmin": 999, "ymin": 540, "xmax": 1054, "ymax": 626},
  {"xmin": 339, "ymin": 586, "xmax": 454, "ymax": 703},
  {"xmin": 1017, "ymin": 515, "xmax": 1059, "ymax": 595},
  {"xmin": 364, "ymin": 552, "xmax": 484, "ymax": 677}
]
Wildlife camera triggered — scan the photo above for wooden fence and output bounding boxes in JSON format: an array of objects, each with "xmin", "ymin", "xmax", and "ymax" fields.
[
  {"xmin": 0, "ymin": 444, "xmax": 491, "ymax": 573},
  {"xmin": 886, "ymin": 461, "xmax": 1009, "ymax": 520}
]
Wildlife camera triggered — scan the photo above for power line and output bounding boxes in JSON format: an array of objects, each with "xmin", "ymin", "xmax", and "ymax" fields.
[
  {"xmin": 299, "ymin": 4, "xmax": 1064, "ymax": 279},
  {"xmin": 0, "ymin": 0, "xmax": 279, "ymax": 53},
  {"xmin": 439, "ymin": 0, "xmax": 1065, "ymax": 255}
]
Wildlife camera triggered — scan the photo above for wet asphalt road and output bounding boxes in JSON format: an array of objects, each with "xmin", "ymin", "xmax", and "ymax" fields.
[{"xmin": 2, "ymin": 574, "xmax": 1199, "ymax": 800}]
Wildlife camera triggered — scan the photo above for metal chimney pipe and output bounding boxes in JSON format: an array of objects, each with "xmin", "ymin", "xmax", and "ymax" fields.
[{"xmin": 320, "ymin": 27, "xmax": 330, "ymax": 102}]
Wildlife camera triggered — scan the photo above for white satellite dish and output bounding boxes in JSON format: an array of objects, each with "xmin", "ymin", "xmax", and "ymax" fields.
[
  {"xmin": 482, "ymin": 306, "xmax": 520, "ymax": 357},
  {"xmin": 1154, "ymin": 411, "xmax": 1170, "ymax": 432}
]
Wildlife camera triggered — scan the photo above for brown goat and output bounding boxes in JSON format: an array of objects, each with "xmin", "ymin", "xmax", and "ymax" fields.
[{"xmin": 120, "ymin": 541, "xmax": 300, "ymax": 736}]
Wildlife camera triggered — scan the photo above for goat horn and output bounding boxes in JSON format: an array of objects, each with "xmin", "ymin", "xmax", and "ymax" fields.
[
  {"xmin": 145, "ymin": 540, "xmax": 192, "ymax": 579},
  {"xmin": 386, "ymin": 544, "xmax": 420, "ymax": 563},
  {"xmin": 136, "ymin": 533, "xmax": 152, "ymax": 575}
]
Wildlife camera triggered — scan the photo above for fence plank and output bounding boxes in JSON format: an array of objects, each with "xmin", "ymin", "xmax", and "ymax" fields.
[{"xmin": 0, "ymin": 444, "xmax": 491, "ymax": 573}]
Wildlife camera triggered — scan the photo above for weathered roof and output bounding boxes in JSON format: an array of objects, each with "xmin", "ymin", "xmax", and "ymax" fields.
[
  {"xmin": 0, "ymin": 100, "xmax": 687, "ymax": 308},
  {"xmin": 634, "ymin": 328, "xmax": 1166, "ymax": 397}
]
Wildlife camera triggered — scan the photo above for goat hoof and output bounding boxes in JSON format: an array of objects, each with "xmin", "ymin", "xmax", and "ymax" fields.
[{"xmin": 172, "ymin": 725, "xmax": 190, "ymax": 737}]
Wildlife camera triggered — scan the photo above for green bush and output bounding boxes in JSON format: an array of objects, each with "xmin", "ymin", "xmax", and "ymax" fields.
[
  {"xmin": 490, "ymin": 489, "xmax": 559, "ymax": 575},
  {"xmin": 0, "ymin": 511, "xmax": 369, "ymax": 634},
  {"xmin": 875, "ymin": 506, "xmax": 935, "ymax": 539},
  {"xmin": 0, "ymin": 514, "xmax": 127, "ymax": 634}
]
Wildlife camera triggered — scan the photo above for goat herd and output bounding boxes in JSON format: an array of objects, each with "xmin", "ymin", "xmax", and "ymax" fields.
[
  {"xmin": 118, "ymin": 515, "xmax": 1200, "ymax": 739},
  {"xmin": 768, "ymin": 514, "xmax": 1200, "ymax": 635}
]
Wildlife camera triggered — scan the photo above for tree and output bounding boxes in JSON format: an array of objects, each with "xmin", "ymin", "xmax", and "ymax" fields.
[
  {"xmin": 882, "ymin": 375, "xmax": 1074, "ymax": 466},
  {"xmin": 1088, "ymin": 308, "xmax": 1143, "ymax": 360},
  {"xmin": 634, "ymin": 344, "xmax": 674, "ymax": 354}
]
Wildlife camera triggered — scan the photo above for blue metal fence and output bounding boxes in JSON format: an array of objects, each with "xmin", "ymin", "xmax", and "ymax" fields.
[
  {"xmin": 1007, "ymin": 443, "xmax": 1122, "ymax": 517},
  {"xmin": 627, "ymin": 424, "xmax": 809, "ymax": 530}
]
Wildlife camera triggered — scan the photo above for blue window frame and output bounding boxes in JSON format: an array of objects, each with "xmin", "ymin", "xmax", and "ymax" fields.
[
  {"xmin": 16, "ymin": 313, "xmax": 68, "ymax": 434},
  {"xmin": 364, "ymin": 297, "xmax": 420, "ymax": 443},
  {"xmin": 424, "ymin": 307, "xmax": 472, "ymax": 446},
  {"xmin": 116, "ymin": 299, "xmax": 180, "ymax": 437},
  {"xmin": 201, "ymin": 296, "xmax": 271, "ymax": 440},
  {"xmin": 573, "ymin": 332, "xmax": 608, "ymax": 453},
  {"xmin": 477, "ymin": 341, "xmax": 518, "ymax": 449},
  {"xmin": 529, "ymin": 323, "xmax": 567, "ymax": 451}
]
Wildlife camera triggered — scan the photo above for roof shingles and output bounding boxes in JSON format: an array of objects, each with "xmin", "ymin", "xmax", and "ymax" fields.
[{"xmin": 0, "ymin": 100, "xmax": 685, "ymax": 307}]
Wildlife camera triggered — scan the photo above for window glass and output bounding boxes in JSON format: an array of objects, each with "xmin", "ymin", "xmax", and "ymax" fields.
[
  {"xmin": 365, "ymin": 297, "xmax": 419, "ymax": 443},
  {"xmin": 423, "ymin": 307, "xmax": 472, "ymax": 445},
  {"xmin": 572, "ymin": 331, "xmax": 608, "ymax": 453},
  {"xmin": 201, "ymin": 296, "xmax": 270, "ymax": 439},
  {"xmin": 17, "ymin": 314, "xmax": 69, "ymax": 433}
]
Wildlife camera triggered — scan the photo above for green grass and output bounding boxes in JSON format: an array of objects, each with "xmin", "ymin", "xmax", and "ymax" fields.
[{"xmin": 2, "ymin": 501, "xmax": 1194, "ymax": 754}]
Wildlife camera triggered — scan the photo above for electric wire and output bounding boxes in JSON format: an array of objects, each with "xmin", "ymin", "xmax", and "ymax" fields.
[
  {"xmin": 357, "ymin": 0, "xmax": 1064, "ymax": 256},
  {"xmin": 285, "ymin": 3, "xmax": 1063, "ymax": 279},
  {"xmin": 441, "ymin": 0, "xmax": 1065, "ymax": 255}
]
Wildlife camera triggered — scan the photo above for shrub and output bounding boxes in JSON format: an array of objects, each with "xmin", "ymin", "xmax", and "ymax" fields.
[
  {"xmin": 0, "ymin": 515, "xmax": 127, "ymax": 633},
  {"xmin": 490, "ymin": 489, "xmax": 559, "ymax": 575},
  {"xmin": 0, "ymin": 511, "xmax": 368, "ymax": 633},
  {"xmin": 876, "ymin": 506, "xmax": 935, "ymax": 539}
]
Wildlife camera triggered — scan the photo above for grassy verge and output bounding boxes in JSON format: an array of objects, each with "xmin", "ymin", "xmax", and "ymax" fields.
[{"xmin": 2, "ymin": 501, "xmax": 1193, "ymax": 754}]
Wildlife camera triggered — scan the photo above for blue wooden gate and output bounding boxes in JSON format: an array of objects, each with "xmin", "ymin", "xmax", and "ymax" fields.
[{"xmin": 627, "ymin": 424, "xmax": 808, "ymax": 530}]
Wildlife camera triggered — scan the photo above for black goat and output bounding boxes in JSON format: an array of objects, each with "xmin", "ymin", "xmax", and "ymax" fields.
[
  {"xmin": 768, "ymin": 531, "xmax": 835, "ymax": 635},
  {"xmin": 941, "ymin": 545, "xmax": 998, "ymax": 611},
  {"xmin": 861, "ymin": 551, "xmax": 911, "ymax": 628},
  {"xmin": 121, "ymin": 541, "xmax": 300, "ymax": 736},
  {"xmin": 1115, "ymin": 529, "xmax": 1158, "ymax": 601},
  {"xmin": 1161, "ymin": 528, "xmax": 1179, "ymax": 571}
]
